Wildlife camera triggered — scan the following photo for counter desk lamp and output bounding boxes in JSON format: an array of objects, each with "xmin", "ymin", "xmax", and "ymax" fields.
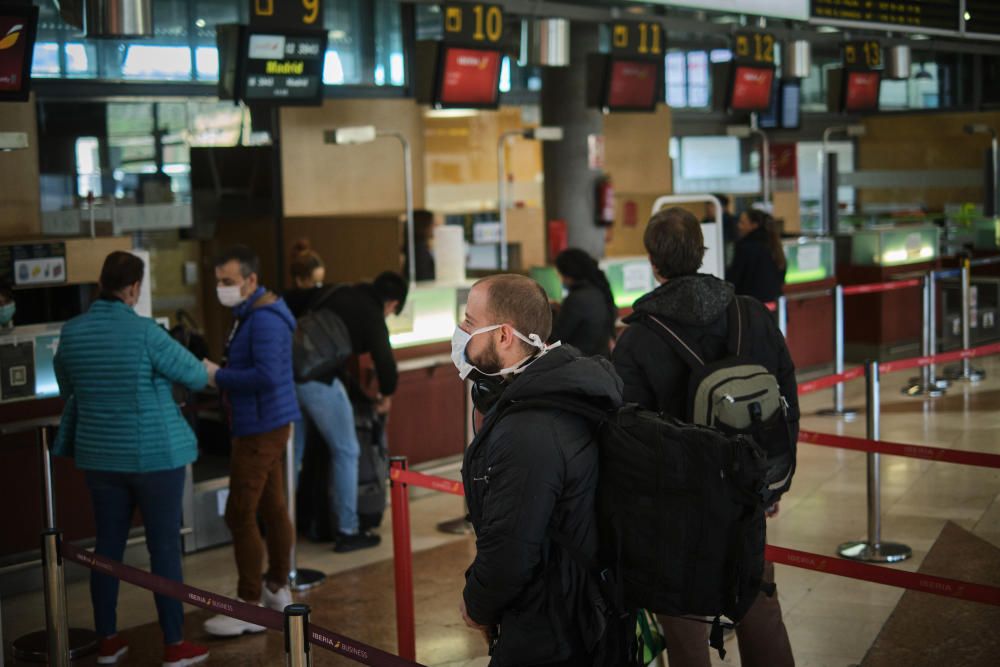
[
  {"xmin": 497, "ymin": 127, "xmax": 564, "ymax": 271},
  {"xmin": 324, "ymin": 125, "xmax": 416, "ymax": 285},
  {"xmin": 819, "ymin": 124, "xmax": 867, "ymax": 236},
  {"xmin": 726, "ymin": 124, "xmax": 771, "ymax": 208}
]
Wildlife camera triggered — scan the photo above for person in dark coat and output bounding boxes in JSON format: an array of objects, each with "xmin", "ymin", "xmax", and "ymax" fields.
[
  {"xmin": 454, "ymin": 274, "xmax": 624, "ymax": 667},
  {"xmin": 550, "ymin": 248, "xmax": 617, "ymax": 357},
  {"xmin": 612, "ymin": 207, "xmax": 797, "ymax": 667},
  {"xmin": 284, "ymin": 263, "xmax": 407, "ymax": 552},
  {"xmin": 402, "ymin": 209, "xmax": 436, "ymax": 282},
  {"xmin": 727, "ymin": 208, "xmax": 787, "ymax": 304}
]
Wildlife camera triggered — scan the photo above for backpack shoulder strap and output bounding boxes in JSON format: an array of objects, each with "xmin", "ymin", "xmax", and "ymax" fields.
[
  {"xmin": 641, "ymin": 314, "xmax": 705, "ymax": 370},
  {"xmin": 309, "ymin": 284, "xmax": 345, "ymax": 311},
  {"xmin": 725, "ymin": 297, "xmax": 746, "ymax": 358}
]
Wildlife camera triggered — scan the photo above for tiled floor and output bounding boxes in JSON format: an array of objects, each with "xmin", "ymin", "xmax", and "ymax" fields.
[{"xmin": 3, "ymin": 356, "xmax": 1000, "ymax": 666}]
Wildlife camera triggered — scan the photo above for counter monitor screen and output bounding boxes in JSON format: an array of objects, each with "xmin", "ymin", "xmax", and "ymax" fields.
[
  {"xmin": 843, "ymin": 70, "xmax": 881, "ymax": 112},
  {"xmin": 728, "ymin": 65, "xmax": 775, "ymax": 112},
  {"xmin": 605, "ymin": 58, "xmax": 661, "ymax": 112},
  {"xmin": 436, "ymin": 46, "xmax": 502, "ymax": 109},
  {"xmin": 780, "ymin": 81, "xmax": 801, "ymax": 129},
  {"xmin": 0, "ymin": 4, "xmax": 38, "ymax": 102}
]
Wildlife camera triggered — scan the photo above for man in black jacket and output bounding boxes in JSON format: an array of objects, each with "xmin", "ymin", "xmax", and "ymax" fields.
[
  {"xmin": 454, "ymin": 274, "xmax": 623, "ymax": 667},
  {"xmin": 613, "ymin": 207, "xmax": 797, "ymax": 667}
]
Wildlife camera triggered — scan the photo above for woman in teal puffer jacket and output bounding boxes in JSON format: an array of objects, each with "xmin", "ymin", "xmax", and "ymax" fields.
[{"xmin": 54, "ymin": 251, "xmax": 214, "ymax": 667}]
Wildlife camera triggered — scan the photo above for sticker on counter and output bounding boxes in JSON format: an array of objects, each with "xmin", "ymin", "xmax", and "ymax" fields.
[
  {"xmin": 217, "ymin": 488, "xmax": 230, "ymax": 517},
  {"xmin": 797, "ymin": 246, "xmax": 821, "ymax": 272},
  {"xmin": 623, "ymin": 264, "xmax": 652, "ymax": 293},
  {"xmin": 14, "ymin": 257, "xmax": 66, "ymax": 286}
]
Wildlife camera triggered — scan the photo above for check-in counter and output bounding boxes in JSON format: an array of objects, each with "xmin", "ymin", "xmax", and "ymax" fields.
[
  {"xmin": 782, "ymin": 238, "xmax": 836, "ymax": 370},
  {"xmin": 379, "ymin": 283, "xmax": 473, "ymax": 466},
  {"xmin": 600, "ymin": 256, "xmax": 656, "ymax": 312},
  {"xmin": 836, "ymin": 224, "xmax": 941, "ymax": 359}
]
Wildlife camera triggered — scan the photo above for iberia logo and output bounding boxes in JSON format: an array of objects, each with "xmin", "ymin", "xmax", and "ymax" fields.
[{"xmin": 0, "ymin": 24, "xmax": 23, "ymax": 51}]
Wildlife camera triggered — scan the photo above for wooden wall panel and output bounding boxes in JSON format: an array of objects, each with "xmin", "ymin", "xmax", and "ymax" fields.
[
  {"xmin": 423, "ymin": 106, "xmax": 543, "ymax": 211},
  {"xmin": 279, "ymin": 99, "xmax": 426, "ymax": 218},
  {"xmin": 603, "ymin": 104, "xmax": 672, "ymax": 195},
  {"xmin": 0, "ymin": 96, "xmax": 41, "ymax": 238},
  {"xmin": 858, "ymin": 111, "xmax": 1000, "ymax": 211},
  {"xmin": 283, "ymin": 216, "xmax": 401, "ymax": 286}
]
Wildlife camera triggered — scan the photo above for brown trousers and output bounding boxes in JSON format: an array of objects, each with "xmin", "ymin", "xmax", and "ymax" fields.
[
  {"xmin": 656, "ymin": 562, "xmax": 794, "ymax": 667},
  {"xmin": 225, "ymin": 424, "xmax": 293, "ymax": 602}
]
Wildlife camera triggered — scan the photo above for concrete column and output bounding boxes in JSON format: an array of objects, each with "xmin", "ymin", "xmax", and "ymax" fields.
[{"xmin": 541, "ymin": 22, "xmax": 605, "ymax": 259}]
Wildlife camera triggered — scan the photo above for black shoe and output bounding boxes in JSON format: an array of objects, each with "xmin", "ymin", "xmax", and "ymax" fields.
[{"xmin": 333, "ymin": 531, "xmax": 381, "ymax": 553}]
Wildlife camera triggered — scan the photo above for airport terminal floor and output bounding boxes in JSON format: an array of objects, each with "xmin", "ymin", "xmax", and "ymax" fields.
[{"xmin": 4, "ymin": 355, "xmax": 1000, "ymax": 667}]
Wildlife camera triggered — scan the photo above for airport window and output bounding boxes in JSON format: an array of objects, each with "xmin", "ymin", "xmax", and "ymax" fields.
[
  {"xmin": 665, "ymin": 51, "xmax": 712, "ymax": 110},
  {"xmin": 29, "ymin": 0, "xmax": 407, "ymax": 89}
]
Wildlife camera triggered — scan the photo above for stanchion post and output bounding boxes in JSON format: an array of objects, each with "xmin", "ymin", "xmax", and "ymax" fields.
[
  {"xmin": 777, "ymin": 295, "xmax": 788, "ymax": 339},
  {"xmin": 285, "ymin": 424, "xmax": 325, "ymax": 591},
  {"xmin": 959, "ymin": 258, "xmax": 985, "ymax": 382},
  {"xmin": 389, "ymin": 457, "xmax": 417, "ymax": 662},
  {"xmin": 13, "ymin": 426, "xmax": 97, "ymax": 663},
  {"xmin": 818, "ymin": 285, "xmax": 858, "ymax": 418},
  {"xmin": 838, "ymin": 362, "xmax": 912, "ymax": 564},
  {"xmin": 903, "ymin": 274, "xmax": 945, "ymax": 397},
  {"xmin": 41, "ymin": 530, "xmax": 70, "ymax": 667},
  {"xmin": 284, "ymin": 603, "xmax": 311, "ymax": 667},
  {"xmin": 927, "ymin": 270, "xmax": 949, "ymax": 390}
]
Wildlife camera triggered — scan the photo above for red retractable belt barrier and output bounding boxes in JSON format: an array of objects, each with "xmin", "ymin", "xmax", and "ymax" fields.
[
  {"xmin": 797, "ymin": 366, "xmax": 865, "ymax": 395},
  {"xmin": 766, "ymin": 545, "xmax": 1000, "ymax": 606},
  {"xmin": 880, "ymin": 342, "xmax": 1000, "ymax": 374},
  {"xmin": 61, "ymin": 542, "xmax": 424, "ymax": 667},
  {"xmin": 841, "ymin": 279, "xmax": 921, "ymax": 297},
  {"xmin": 764, "ymin": 301, "xmax": 777, "ymax": 312},
  {"xmin": 391, "ymin": 468, "xmax": 464, "ymax": 496},
  {"xmin": 798, "ymin": 430, "xmax": 1000, "ymax": 469}
]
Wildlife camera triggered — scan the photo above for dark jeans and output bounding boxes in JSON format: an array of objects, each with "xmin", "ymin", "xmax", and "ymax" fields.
[
  {"xmin": 656, "ymin": 561, "xmax": 794, "ymax": 667},
  {"xmin": 85, "ymin": 467, "xmax": 186, "ymax": 644}
]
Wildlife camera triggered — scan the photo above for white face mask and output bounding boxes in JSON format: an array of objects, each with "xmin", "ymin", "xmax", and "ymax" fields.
[
  {"xmin": 217, "ymin": 284, "xmax": 246, "ymax": 308},
  {"xmin": 450, "ymin": 324, "xmax": 552, "ymax": 380}
]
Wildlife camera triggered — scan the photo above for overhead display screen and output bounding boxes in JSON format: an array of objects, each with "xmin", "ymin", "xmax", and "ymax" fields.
[
  {"xmin": 0, "ymin": 4, "xmax": 38, "ymax": 102},
  {"xmin": 436, "ymin": 46, "xmax": 502, "ymax": 108},
  {"xmin": 241, "ymin": 31, "xmax": 326, "ymax": 104},
  {"xmin": 729, "ymin": 66, "xmax": 775, "ymax": 112},
  {"xmin": 645, "ymin": 1, "xmax": 809, "ymax": 21},
  {"xmin": 811, "ymin": 0, "xmax": 960, "ymax": 32},
  {"xmin": 844, "ymin": 71, "xmax": 881, "ymax": 112},
  {"xmin": 965, "ymin": 1, "xmax": 1000, "ymax": 36},
  {"xmin": 606, "ymin": 59, "xmax": 660, "ymax": 111}
]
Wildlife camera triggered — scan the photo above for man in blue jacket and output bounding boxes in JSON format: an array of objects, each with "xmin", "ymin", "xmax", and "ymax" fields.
[{"xmin": 203, "ymin": 246, "xmax": 302, "ymax": 638}]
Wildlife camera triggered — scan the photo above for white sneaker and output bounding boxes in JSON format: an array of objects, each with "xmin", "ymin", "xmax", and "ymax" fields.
[
  {"xmin": 261, "ymin": 584, "xmax": 293, "ymax": 611},
  {"xmin": 202, "ymin": 600, "xmax": 267, "ymax": 637}
]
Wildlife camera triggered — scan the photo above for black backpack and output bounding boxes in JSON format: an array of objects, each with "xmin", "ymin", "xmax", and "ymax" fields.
[
  {"xmin": 292, "ymin": 286, "xmax": 352, "ymax": 383},
  {"xmin": 642, "ymin": 296, "xmax": 796, "ymax": 507},
  {"xmin": 493, "ymin": 397, "xmax": 769, "ymax": 661}
]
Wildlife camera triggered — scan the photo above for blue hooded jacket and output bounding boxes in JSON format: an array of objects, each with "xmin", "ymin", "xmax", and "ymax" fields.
[{"xmin": 215, "ymin": 287, "xmax": 301, "ymax": 437}]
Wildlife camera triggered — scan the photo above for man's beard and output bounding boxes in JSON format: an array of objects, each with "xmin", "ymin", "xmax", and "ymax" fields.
[{"xmin": 469, "ymin": 337, "xmax": 503, "ymax": 375}]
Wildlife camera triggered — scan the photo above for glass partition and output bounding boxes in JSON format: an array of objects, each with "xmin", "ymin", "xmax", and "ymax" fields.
[
  {"xmin": 783, "ymin": 237, "xmax": 835, "ymax": 285},
  {"xmin": 848, "ymin": 225, "xmax": 940, "ymax": 267},
  {"xmin": 600, "ymin": 257, "xmax": 655, "ymax": 309}
]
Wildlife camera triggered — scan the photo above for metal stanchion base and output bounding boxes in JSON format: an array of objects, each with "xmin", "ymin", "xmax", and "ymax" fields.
[
  {"xmin": 837, "ymin": 541, "xmax": 912, "ymax": 563},
  {"xmin": 943, "ymin": 365, "xmax": 986, "ymax": 383},
  {"xmin": 12, "ymin": 627, "xmax": 98, "ymax": 662},
  {"xmin": 436, "ymin": 516, "xmax": 473, "ymax": 535},
  {"xmin": 901, "ymin": 382, "xmax": 945, "ymax": 398},
  {"xmin": 289, "ymin": 568, "xmax": 326, "ymax": 592},
  {"xmin": 816, "ymin": 407, "xmax": 859, "ymax": 419}
]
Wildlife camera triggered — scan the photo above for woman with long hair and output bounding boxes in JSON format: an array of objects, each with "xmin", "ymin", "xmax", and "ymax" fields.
[
  {"xmin": 551, "ymin": 248, "xmax": 618, "ymax": 357},
  {"xmin": 727, "ymin": 209, "xmax": 787, "ymax": 304}
]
